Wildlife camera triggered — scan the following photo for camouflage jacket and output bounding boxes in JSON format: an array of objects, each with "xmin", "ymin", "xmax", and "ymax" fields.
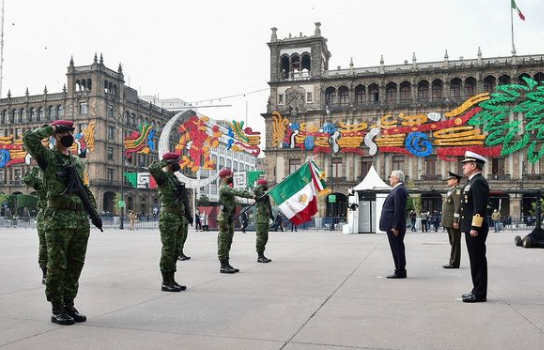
[
  {"xmin": 219, "ymin": 182, "xmax": 253, "ymax": 216},
  {"xmin": 253, "ymin": 185, "xmax": 273, "ymax": 224},
  {"xmin": 148, "ymin": 159, "xmax": 190, "ymax": 218},
  {"xmin": 23, "ymin": 126, "xmax": 97, "ymax": 209},
  {"xmin": 23, "ymin": 167, "xmax": 47, "ymax": 210}
]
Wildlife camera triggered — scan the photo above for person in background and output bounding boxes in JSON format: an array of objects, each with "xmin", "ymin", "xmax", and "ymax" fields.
[
  {"xmin": 195, "ymin": 209, "xmax": 202, "ymax": 231},
  {"xmin": 200, "ymin": 210, "xmax": 208, "ymax": 231},
  {"xmin": 420, "ymin": 211, "xmax": 428, "ymax": 233},
  {"xmin": 274, "ymin": 212, "xmax": 284, "ymax": 232},
  {"xmin": 409, "ymin": 210, "xmax": 417, "ymax": 232},
  {"xmin": 129, "ymin": 210, "xmax": 137, "ymax": 230},
  {"xmin": 491, "ymin": 209, "xmax": 501, "ymax": 232},
  {"xmin": 23, "ymin": 167, "xmax": 48, "ymax": 285},
  {"xmin": 254, "ymin": 179, "xmax": 274, "ymax": 263}
]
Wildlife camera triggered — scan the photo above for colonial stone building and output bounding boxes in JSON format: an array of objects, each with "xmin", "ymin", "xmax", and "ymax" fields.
[
  {"xmin": 0, "ymin": 54, "xmax": 258, "ymax": 216},
  {"xmin": 262, "ymin": 23, "xmax": 544, "ymax": 221}
]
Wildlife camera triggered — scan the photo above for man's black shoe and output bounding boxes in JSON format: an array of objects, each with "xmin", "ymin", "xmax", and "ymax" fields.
[
  {"xmin": 51, "ymin": 309, "xmax": 75, "ymax": 325},
  {"xmin": 386, "ymin": 273, "xmax": 407, "ymax": 279},
  {"xmin": 65, "ymin": 306, "xmax": 87, "ymax": 323},
  {"xmin": 220, "ymin": 266, "xmax": 236, "ymax": 274},
  {"xmin": 257, "ymin": 256, "xmax": 270, "ymax": 263},
  {"xmin": 161, "ymin": 282, "xmax": 182, "ymax": 292},
  {"xmin": 178, "ymin": 255, "xmax": 191, "ymax": 261},
  {"xmin": 443, "ymin": 264, "xmax": 459, "ymax": 269},
  {"xmin": 462, "ymin": 293, "xmax": 486, "ymax": 303}
]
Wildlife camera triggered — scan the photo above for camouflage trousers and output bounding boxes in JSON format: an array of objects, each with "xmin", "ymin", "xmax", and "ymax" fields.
[
  {"xmin": 217, "ymin": 213, "xmax": 235, "ymax": 260},
  {"xmin": 178, "ymin": 217, "xmax": 189, "ymax": 256},
  {"xmin": 36, "ymin": 211, "xmax": 48, "ymax": 268},
  {"xmin": 255, "ymin": 222, "xmax": 269, "ymax": 255},
  {"xmin": 43, "ymin": 209, "xmax": 90, "ymax": 308},
  {"xmin": 159, "ymin": 212, "xmax": 184, "ymax": 273}
]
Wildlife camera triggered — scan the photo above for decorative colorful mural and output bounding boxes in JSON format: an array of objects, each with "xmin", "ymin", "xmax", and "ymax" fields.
[
  {"xmin": 272, "ymin": 77, "xmax": 544, "ymax": 163},
  {"xmin": 0, "ymin": 121, "xmax": 97, "ymax": 168},
  {"xmin": 174, "ymin": 116, "xmax": 262, "ymax": 173},
  {"xmin": 123, "ymin": 123, "xmax": 156, "ymax": 158}
]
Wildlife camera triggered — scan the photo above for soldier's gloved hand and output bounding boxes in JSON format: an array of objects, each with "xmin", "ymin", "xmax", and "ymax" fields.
[{"xmin": 54, "ymin": 125, "xmax": 75, "ymax": 133}]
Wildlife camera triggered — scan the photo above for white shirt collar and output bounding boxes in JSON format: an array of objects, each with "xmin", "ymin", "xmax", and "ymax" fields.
[
  {"xmin": 393, "ymin": 182, "xmax": 403, "ymax": 189},
  {"xmin": 468, "ymin": 172, "xmax": 482, "ymax": 180}
]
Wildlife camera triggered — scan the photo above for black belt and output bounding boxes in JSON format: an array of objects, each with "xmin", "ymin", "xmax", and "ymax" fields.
[
  {"xmin": 47, "ymin": 200, "xmax": 84, "ymax": 211},
  {"xmin": 162, "ymin": 207, "xmax": 183, "ymax": 216}
]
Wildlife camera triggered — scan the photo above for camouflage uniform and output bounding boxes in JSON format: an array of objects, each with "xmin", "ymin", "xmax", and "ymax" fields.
[
  {"xmin": 178, "ymin": 194, "xmax": 192, "ymax": 260},
  {"xmin": 217, "ymin": 183, "xmax": 253, "ymax": 261},
  {"xmin": 148, "ymin": 159, "xmax": 188, "ymax": 285},
  {"xmin": 23, "ymin": 167, "xmax": 48, "ymax": 274},
  {"xmin": 254, "ymin": 185, "xmax": 274, "ymax": 260},
  {"xmin": 23, "ymin": 126, "xmax": 96, "ymax": 312}
]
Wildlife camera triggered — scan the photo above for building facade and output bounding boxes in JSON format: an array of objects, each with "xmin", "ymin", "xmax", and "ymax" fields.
[{"xmin": 262, "ymin": 23, "xmax": 544, "ymax": 221}]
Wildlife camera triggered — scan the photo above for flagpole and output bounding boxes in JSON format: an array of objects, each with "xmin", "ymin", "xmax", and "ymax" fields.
[{"xmin": 511, "ymin": 0, "xmax": 517, "ymax": 55}]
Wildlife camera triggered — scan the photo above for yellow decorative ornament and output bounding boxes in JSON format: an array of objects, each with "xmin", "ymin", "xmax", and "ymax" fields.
[
  {"xmin": 272, "ymin": 111, "xmax": 289, "ymax": 147},
  {"xmin": 444, "ymin": 93, "xmax": 490, "ymax": 118}
]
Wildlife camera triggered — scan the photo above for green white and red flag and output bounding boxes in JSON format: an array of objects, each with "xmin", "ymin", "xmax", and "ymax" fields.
[
  {"xmin": 269, "ymin": 160, "xmax": 330, "ymax": 225},
  {"xmin": 512, "ymin": 0, "xmax": 525, "ymax": 21}
]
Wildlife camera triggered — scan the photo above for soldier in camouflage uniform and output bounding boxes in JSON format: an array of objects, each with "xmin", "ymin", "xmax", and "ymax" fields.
[
  {"xmin": 23, "ymin": 167, "xmax": 48, "ymax": 284},
  {"xmin": 178, "ymin": 189, "xmax": 193, "ymax": 261},
  {"xmin": 148, "ymin": 152, "xmax": 188, "ymax": 292},
  {"xmin": 254, "ymin": 179, "xmax": 274, "ymax": 263},
  {"xmin": 23, "ymin": 120, "xmax": 97, "ymax": 325},
  {"xmin": 217, "ymin": 168, "xmax": 254, "ymax": 273}
]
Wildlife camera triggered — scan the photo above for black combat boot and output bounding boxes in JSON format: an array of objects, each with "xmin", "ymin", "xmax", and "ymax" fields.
[
  {"xmin": 177, "ymin": 253, "xmax": 191, "ymax": 261},
  {"xmin": 169, "ymin": 272, "xmax": 187, "ymax": 291},
  {"xmin": 41, "ymin": 267, "xmax": 47, "ymax": 285},
  {"xmin": 257, "ymin": 255, "xmax": 271, "ymax": 263},
  {"xmin": 161, "ymin": 272, "xmax": 181, "ymax": 292},
  {"xmin": 227, "ymin": 259, "xmax": 240, "ymax": 273},
  {"xmin": 51, "ymin": 305, "xmax": 75, "ymax": 325},
  {"xmin": 64, "ymin": 300, "xmax": 87, "ymax": 323},
  {"xmin": 220, "ymin": 259, "xmax": 236, "ymax": 274}
]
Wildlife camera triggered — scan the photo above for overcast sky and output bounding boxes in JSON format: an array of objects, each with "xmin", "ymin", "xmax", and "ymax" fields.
[{"xmin": 2, "ymin": 0, "xmax": 544, "ymax": 146}]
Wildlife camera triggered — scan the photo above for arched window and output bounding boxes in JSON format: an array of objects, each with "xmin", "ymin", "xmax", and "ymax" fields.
[
  {"xmin": 465, "ymin": 77, "xmax": 476, "ymax": 98},
  {"xmin": 399, "ymin": 81, "xmax": 411, "ymax": 102},
  {"xmin": 325, "ymin": 87, "xmax": 337, "ymax": 105},
  {"xmin": 518, "ymin": 73, "xmax": 530, "ymax": 83},
  {"xmin": 534, "ymin": 72, "xmax": 544, "ymax": 84},
  {"xmin": 483, "ymin": 76, "xmax": 496, "ymax": 93},
  {"xmin": 417, "ymin": 81, "xmax": 429, "ymax": 102},
  {"xmin": 1, "ymin": 110, "xmax": 6, "ymax": 124},
  {"xmin": 369, "ymin": 84, "xmax": 380, "ymax": 103},
  {"xmin": 58, "ymin": 105, "xmax": 64, "ymax": 118},
  {"xmin": 355, "ymin": 85, "xmax": 366, "ymax": 104},
  {"xmin": 386, "ymin": 82, "xmax": 397, "ymax": 102},
  {"xmin": 498, "ymin": 74, "xmax": 511, "ymax": 86},
  {"xmin": 301, "ymin": 54, "xmax": 311, "ymax": 71},
  {"xmin": 432, "ymin": 80, "xmax": 443, "ymax": 101},
  {"xmin": 29, "ymin": 107, "xmax": 36, "ymax": 122},
  {"xmin": 338, "ymin": 86, "xmax": 349, "ymax": 105},
  {"xmin": 48, "ymin": 106, "xmax": 55, "ymax": 120},
  {"xmin": 87, "ymin": 78, "xmax": 92, "ymax": 91},
  {"xmin": 11, "ymin": 109, "xmax": 18, "ymax": 123},
  {"xmin": 290, "ymin": 54, "xmax": 300, "ymax": 72},
  {"xmin": 280, "ymin": 55, "xmax": 289, "ymax": 79},
  {"xmin": 38, "ymin": 107, "xmax": 44, "ymax": 121},
  {"xmin": 450, "ymin": 78, "xmax": 462, "ymax": 101},
  {"xmin": 20, "ymin": 108, "xmax": 26, "ymax": 123}
]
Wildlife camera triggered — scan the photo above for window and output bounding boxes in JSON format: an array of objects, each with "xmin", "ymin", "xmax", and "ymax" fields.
[
  {"xmin": 331, "ymin": 157, "xmax": 342, "ymax": 178},
  {"xmin": 361, "ymin": 157, "xmax": 373, "ymax": 179},
  {"xmin": 48, "ymin": 106, "xmax": 55, "ymax": 120},
  {"xmin": 107, "ymin": 147, "xmax": 114, "ymax": 161},
  {"xmin": 79, "ymin": 123, "xmax": 87, "ymax": 133},
  {"xmin": 14, "ymin": 169, "xmax": 22, "ymax": 185},
  {"xmin": 278, "ymin": 94, "xmax": 284, "ymax": 104},
  {"xmin": 369, "ymin": 84, "xmax": 380, "ymax": 103},
  {"xmin": 425, "ymin": 155, "xmax": 437, "ymax": 176},
  {"xmin": 306, "ymin": 92, "xmax": 313, "ymax": 103},
  {"xmin": 399, "ymin": 82, "xmax": 411, "ymax": 102},
  {"xmin": 0, "ymin": 169, "xmax": 4, "ymax": 183},
  {"xmin": 106, "ymin": 105, "xmax": 114, "ymax": 118},
  {"xmin": 386, "ymin": 83, "xmax": 397, "ymax": 102},
  {"xmin": 392, "ymin": 155, "xmax": 405, "ymax": 173},
  {"xmin": 79, "ymin": 102, "xmax": 89, "ymax": 115},
  {"xmin": 450, "ymin": 79, "xmax": 461, "ymax": 101},
  {"xmin": 338, "ymin": 87, "xmax": 349, "ymax": 104},
  {"xmin": 355, "ymin": 85, "xmax": 366, "ymax": 104},
  {"xmin": 432, "ymin": 80, "xmax": 443, "ymax": 101},
  {"xmin": 38, "ymin": 107, "xmax": 44, "ymax": 121},
  {"xmin": 492, "ymin": 158, "xmax": 506, "ymax": 176},
  {"xmin": 107, "ymin": 168, "xmax": 114, "ymax": 183},
  {"xmin": 107, "ymin": 125, "xmax": 115, "ymax": 139},
  {"xmin": 325, "ymin": 87, "xmax": 336, "ymax": 105},
  {"xmin": 289, "ymin": 158, "xmax": 301, "ymax": 174},
  {"xmin": 465, "ymin": 78, "xmax": 476, "ymax": 98},
  {"xmin": 58, "ymin": 105, "xmax": 64, "ymax": 118},
  {"xmin": 29, "ymin": 108, "xmax": 36, "ymax": 122},
  {"xmin": 484, "ymin": 76, "xmax": 496, "ymax": 93}
]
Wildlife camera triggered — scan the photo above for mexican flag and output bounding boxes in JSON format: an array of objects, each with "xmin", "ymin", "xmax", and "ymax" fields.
[
  {"xmin": 269, "ymin": 160, "xmax": 329, "ymax": 225},
  {"xmin": 512, "ymin": 0, "xmax": 525, "ymax": 21}
]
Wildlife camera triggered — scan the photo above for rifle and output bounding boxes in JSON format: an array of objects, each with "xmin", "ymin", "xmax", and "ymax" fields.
[
  {"xmin": 61, "ymin": 166, "xmax": 103, "ymax": 232},
  {"xmin": 234, "ymin": 192, "xmax": 273, "ymax": 222}
]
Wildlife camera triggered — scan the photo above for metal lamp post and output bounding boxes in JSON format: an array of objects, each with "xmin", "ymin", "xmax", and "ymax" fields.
[{"xmin": 118, "ymin": 113, "xmax": 125, "ymax": 230}]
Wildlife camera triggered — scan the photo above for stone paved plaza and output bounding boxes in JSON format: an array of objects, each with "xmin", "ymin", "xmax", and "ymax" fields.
[{"xmin": 0, "ymin": 227, "xmax": 543, "ymax": 350}]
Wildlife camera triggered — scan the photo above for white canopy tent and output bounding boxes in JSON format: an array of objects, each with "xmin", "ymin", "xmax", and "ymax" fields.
[{"xmin": 347, "ymin": 165, "xmax": 392, "ymax": 233}]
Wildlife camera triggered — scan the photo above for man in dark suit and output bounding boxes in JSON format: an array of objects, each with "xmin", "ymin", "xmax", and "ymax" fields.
[
  {"xmin": 379, "ymin": 170, "xmax": 409, "ymax": 279},
  {"xmin": 460, "ymin": 151, "xmax": 490, "ymax": 303},
  {"xmin": 441, "ymin": 171, "xmax": 462, "ymax": 268}
]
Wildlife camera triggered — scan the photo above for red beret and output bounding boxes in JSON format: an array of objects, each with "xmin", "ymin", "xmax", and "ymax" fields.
[
  {"xmin": 219, "ymin": 168, "xmax": 232, "ymax": 177},
  {"xmin": 162, "ymin": 152, "xmax": 180, "ymax": 161},
  {"xmin": 256, "ymin": 179, "xmax": 267, "ymax": 185},
  {"xmin": 50, "ymin": 120, "xmax": 74, "ymax": 130}
]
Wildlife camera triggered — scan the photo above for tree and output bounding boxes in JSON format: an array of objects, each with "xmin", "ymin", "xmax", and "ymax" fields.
[{"xmin": 197, "ymin": 194, "xmax": 210, "ymax": 206}]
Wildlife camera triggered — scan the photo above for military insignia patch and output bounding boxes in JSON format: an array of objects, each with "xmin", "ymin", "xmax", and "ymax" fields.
[
  {"xmin": 456, "ymin": 189, "xmax": 461, "ymax": 195},
  {"xmin": 464, "ymin": 185, "xmax": 471, "ymax": 191}
]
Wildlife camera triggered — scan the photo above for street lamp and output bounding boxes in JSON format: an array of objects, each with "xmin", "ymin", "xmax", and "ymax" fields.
[{"xmin": 118, "ymin": 113, "xmax": 125, "ymax": 230}]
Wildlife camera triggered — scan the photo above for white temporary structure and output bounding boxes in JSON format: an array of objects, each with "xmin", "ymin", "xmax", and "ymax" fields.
[{"xmin": 348, "ymin": 165, "xmax": 392, "ymax": 233}]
